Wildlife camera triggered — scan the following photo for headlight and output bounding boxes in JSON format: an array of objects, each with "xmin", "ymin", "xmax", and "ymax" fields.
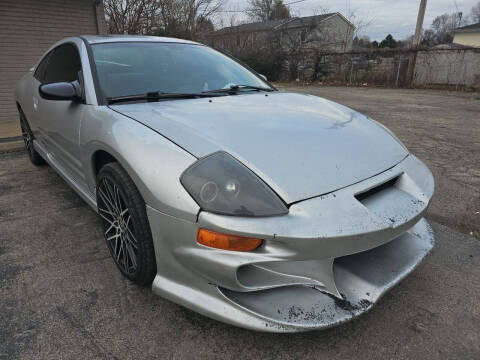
[{"xmin": 181, "ymin": 152, "xmax": 288, "ymax": 217}]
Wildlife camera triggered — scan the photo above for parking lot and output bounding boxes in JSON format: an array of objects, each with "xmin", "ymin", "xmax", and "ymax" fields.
[{"xmin": 1, "ymin": 86, "xmax": 480, "ymax": 359}]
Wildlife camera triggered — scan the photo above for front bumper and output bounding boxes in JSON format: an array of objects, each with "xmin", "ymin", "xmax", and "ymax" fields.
[{"xmin": 147, "ymin": 155, "xmax": 435, "ymax": 332}]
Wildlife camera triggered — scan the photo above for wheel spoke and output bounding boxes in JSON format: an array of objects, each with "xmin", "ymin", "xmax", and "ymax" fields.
[
  {"xmin": 103, "ymin": 181, "xmax": 119, "ymax": 214},
  {"xmin": 113, "ymin": 183, "xmax": 119, "ymax": 206},
  {"xmin": 114, "ymin": 235, "xmax": 119, "ymax": 259},
  {"xmin": 102, "ymin": 179, "xmax": 116, "ymax": 209},
  {"xmin": 106, "ymin": 233, "xmax": 120, "ymax": 242},
  {"xmin": 124, "ymin": 231, "xmax": 138, "ymax": 249},
  {"xmin": 98, "ymin": 188, "xmax": 116, "ymax": 214},
  {"xmin": 114, "ymin": 184, "xmax": 123, "ymax": 214},
  {"xmin": 99, "ymin": 212, "xmax": 115, "ymax": 226},
  {"xmin": 116, "ymin": 238, "xmax": 122, "ymax": 262},
  {"xmin": 124, "ymin": 236, "xmax": 137, "ymax": 269},
  {"xmin": 98, "ymin": 206, "xmax": 115, "ymax": 219},
  {"xmin": 122, "ymin": 239, "xmax": 128, "ymax": 270},
  {"xmin": 104, "ymin": 222, "xmax": 116, "ymax": 236},
  {"xmin": 109, "ymin": 182, "xmax": 120, "ymax": 211},
  {"xmin": 126, "ymin": 226, "xmax": 138, "ymax": 245}
]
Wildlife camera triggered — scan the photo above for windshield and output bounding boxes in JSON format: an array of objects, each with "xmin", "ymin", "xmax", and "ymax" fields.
[{"xmin": 91, "ymin": 42, "xmax": 272, "ymax": 99}]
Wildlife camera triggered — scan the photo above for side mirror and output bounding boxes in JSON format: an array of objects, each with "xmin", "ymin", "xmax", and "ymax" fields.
[
  {"xmin": 39, "ymin": 81, "xmax": 82, "ymax": 101},
  {"xmin": 259, "ymin": 74, "xmax": 267, "ymax": 81}
]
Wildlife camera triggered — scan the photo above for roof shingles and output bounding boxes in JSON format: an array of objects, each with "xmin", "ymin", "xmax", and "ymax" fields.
[
  {"xmin": 211, "ymin": 13, "xmax": 339, "ymax": 35},
  {"xmin": 455, "ymin": 22, "xmax": 480, "ymax": 32}
]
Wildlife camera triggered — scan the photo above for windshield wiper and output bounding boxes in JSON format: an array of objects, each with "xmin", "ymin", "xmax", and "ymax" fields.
[
  {"xmin": 107, "ymin": 91, "xmax": 224, "ymax": 104},
  {"xmin": 203, "ymin": 85, "xmax": 274, "ymax": 94}
]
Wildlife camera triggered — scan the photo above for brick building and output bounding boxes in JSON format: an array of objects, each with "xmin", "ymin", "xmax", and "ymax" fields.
[{"xmin": 0, "ymin": 0, "xmax": 106, "ymax": 126}]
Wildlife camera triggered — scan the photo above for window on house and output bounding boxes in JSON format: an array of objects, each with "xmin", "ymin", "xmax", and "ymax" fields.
[{"xmin": 301, "ymin": 29, "xmax": 307, "ymax": 42}]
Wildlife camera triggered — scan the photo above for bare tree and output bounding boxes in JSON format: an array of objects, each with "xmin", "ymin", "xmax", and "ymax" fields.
[
  {"xmin": 104, "ymin": 0, "xmax": 224, "ymax": 38},
  {"xmin": 247, "ymin": 0, "xmax": 291, "ymax": 22},
  {"xmin": 471, "ymin": 1, "xmax": 480, "ymax": 23},
  {"xmin": 429, "ymin": 12, "xmax": 467, "ymax": 44},
  {"xmin": 104, "ymin": 0, "xmax": 159, "ymax": 34},
  {"xmin": 341, "ymin": 7, "xmax": 372, "ymax": 53},
  {"xmin": 184, "ymin": 0, "xmax": 225, "ymax": 39},
  {"xmin": 156, "ymin": 0, "xmax": 185, "ymax": 37}
]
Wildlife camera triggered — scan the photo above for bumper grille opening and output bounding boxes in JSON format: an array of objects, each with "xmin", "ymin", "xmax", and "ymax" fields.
[{"xmin": 355, "ymin": 176, "xmax": 399, "ymax": 202}]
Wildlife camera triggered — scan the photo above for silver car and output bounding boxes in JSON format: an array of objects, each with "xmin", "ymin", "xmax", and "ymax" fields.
[{"xmin": 15, "ymin": 35, "xmax": 435, "ymax": 332}]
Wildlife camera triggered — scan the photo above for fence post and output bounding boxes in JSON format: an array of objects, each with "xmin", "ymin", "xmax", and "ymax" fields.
[
  {"xmin": 349, "ymin": 61, "xmax": 354, "ymax": 85},
  {"xmin": 395, "ymin": 56, "xmax": 401, "ymax": 87},
  {"xmin": 456, "ymin": 51, "xmax": 466, "ymax": 91},
  {"xmin": 406, "ymin": 51, "xmax": 417, "ymax": 87}
]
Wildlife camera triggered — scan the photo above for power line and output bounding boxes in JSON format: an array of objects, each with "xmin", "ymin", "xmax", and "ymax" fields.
[
  {"xmin": 220, "ymin": 0, "xmax": 310, "ymax": 13},
  {"xmin": 285, "ymin": 0, "xmax": 308, "ymax": 5}
]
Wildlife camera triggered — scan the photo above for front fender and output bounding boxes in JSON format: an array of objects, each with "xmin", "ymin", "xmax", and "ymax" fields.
[{"xmin": 80, "ymin": 105, "xmax": 200, "ymax": 222}]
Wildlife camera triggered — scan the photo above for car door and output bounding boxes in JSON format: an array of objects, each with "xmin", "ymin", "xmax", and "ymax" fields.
[
  {"xmin": 33, "ymin": 43, "xmax": 86, "ymax": 184},
  {"xmin": 21, "ymin": 51, "xmax": 52, "ymax": 137}
]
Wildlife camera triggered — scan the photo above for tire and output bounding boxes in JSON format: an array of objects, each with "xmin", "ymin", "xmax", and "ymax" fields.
[
  {"xmin": 96, "ymin": 162, "xmax": 156, "ymax": 285},
  {"xmin": 18, "ymin": 108, "xmax": 45, "ymax": 166}
]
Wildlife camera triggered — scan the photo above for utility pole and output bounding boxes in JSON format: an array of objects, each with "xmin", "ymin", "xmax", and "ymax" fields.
[
  {"xmin": 412, "ymin": 0, "xmax": 427, "ymax": 47},
  {"xmin": 406, "ymin": 0, "xmax": 427, "ymax": 85}
]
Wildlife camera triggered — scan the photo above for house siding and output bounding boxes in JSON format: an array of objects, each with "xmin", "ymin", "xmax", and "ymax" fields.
[
  {"xmin": 0, "ymin": 0, "xmax": 106, "ymax": 125},
  {"xmin": 453, "ymin": 32, "xmax": 480, "ymax": 47}
]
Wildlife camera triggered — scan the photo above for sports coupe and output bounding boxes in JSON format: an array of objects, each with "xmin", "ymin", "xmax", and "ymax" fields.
[{"xmin": 15, "ymin": 35, "xmax": 435, "ymax": 332}]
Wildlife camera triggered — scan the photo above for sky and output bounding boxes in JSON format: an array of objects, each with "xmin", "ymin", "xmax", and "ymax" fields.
[{"xmin": 220, "ymin": 0, "xmax": 479, "ymax": 41}]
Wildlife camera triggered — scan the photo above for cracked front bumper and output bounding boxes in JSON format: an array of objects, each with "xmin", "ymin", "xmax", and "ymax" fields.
[{"xmin": 147, "ymin": 155, "xmax": 435, "ymax": 332}]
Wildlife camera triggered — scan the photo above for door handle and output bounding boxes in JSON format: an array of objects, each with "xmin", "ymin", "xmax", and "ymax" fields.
[{"xmin": 33, "ymin": 97, "xmax": 38, "ymax": 111}]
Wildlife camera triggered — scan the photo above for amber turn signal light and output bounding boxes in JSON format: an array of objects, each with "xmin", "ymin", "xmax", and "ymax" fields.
[{"xmin": 197, "ymin": 229, "xmax": 262, "ymax": 252}]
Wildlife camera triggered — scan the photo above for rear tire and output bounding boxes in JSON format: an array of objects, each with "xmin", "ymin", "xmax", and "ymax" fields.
[
  {"xmin": 96, "ymin": 162, "xmax": 156, "ymax": 285},
  {"xmin": 18, "ymin": 109, "xmax": 45, "ymax": 166}
]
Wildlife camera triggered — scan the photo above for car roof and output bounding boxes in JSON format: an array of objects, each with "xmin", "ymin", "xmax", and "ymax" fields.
[{"xmin": 80, "ymin": 35, "xmax": 200, "ymax": 45}]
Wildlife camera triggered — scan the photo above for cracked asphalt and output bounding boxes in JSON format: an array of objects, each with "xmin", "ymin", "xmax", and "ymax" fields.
[{"xmin": 1, "ymin": 87, "xmax": 480, "ymax": 359}]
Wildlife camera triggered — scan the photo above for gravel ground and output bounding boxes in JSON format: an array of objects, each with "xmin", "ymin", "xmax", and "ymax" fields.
[{"xmin": 1, "ymin": 86, "xmax": 479, "ymax": 359}]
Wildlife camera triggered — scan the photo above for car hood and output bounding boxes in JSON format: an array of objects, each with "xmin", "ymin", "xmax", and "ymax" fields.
[{"xmin": 110, "ymin": 92, "xmax": 408, "ymax": 204}]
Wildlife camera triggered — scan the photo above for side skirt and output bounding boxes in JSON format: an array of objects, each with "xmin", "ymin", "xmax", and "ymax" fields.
[{"xmin": 34, "ymin": 139, "xmax": 97, "ymax": 211}]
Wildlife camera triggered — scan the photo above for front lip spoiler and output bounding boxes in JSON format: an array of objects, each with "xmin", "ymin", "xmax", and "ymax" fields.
[{"xmin": 216, "ymin": 219, "xmax": 435, "ymax": 332}]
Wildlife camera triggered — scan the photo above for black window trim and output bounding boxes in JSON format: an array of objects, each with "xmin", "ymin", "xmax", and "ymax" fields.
[{"xmin": 80, "ymin": 36, "xmax": 103, "ymax": 105}]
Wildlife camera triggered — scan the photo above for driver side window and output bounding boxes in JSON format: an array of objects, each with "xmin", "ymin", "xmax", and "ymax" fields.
[{"xmin": 44, "ymin": 43, "xmax": 82, "ymax": 84}]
